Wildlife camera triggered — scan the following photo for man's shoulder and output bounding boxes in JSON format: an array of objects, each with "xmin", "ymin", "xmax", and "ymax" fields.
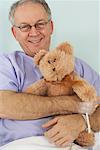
[
  {"xmin": 75, "ymin": 57, "xmax": 87, "ymax": 67},
  {"xmin": 0, "ymin": 51, "xmax": 32, "ymax": 65},
  {"xmin": 0, "ymin": 51, "xmax": 35, "ymax": 76},
  {"xmin": 74, "ymin": 57, "xmax": 87, "ymax": 75},
  {"xmin": 74, "ymin": 57, "xmax": 98, "ymax": 75},
  {"xmin": 0, "ymin": 51, "xmax": 23, "ymax": 60},
  {"xmin": 0, "ymin": 51, "xmax": 28, "ymax": 59}
]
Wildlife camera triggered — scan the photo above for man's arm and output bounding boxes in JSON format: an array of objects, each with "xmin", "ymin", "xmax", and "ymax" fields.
[
  {"xmin": 0, "ymin": 90, "xmax": 99, "ymax": 131},
  {"xmin": 0, "ymin": 90, "xmax": 81, "ymax": 120}
]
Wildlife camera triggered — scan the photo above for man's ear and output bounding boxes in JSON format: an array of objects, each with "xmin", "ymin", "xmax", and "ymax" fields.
[
  {"xmin": 57, "ymin": 42, "xmax": 73, "ymax": 55},
  {"xmin": 11, "ymin": 26, "xmax": 17, "ymax": 39},
  {"xmin": 50, "ymin": 20, "xmax": 54, "ymax": 34}
]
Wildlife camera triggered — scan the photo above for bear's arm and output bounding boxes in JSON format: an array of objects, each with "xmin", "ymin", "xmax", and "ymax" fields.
[
  {"xmin": 72, "ymin": 74, "xmax": 100, "ymax": 132},
  {"xmin": 25, "ymin": 79, "xmax": 48, "ymax": 96},
  {"xmin": 90, "ymin": 104, "xmax": 100, "ymax": 132},
  {"xmin": 72, "ymin": 74, "xmax": 97, "ymax": 102}
]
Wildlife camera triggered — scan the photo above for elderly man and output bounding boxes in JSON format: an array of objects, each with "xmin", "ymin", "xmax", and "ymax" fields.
[{"xmin": 0, "ymin": 0, "xmax": 99, "ymax": 148}]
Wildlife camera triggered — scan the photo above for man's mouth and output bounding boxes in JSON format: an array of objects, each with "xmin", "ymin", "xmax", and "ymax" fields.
[{"xmin": 28, "ymin": 38, "xmax": 43, "ymax": 44}]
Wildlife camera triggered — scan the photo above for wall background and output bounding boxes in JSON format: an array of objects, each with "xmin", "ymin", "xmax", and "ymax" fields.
[{"xmin": 0, "ymin": 0, "xmax": 99, "ymax": 73}]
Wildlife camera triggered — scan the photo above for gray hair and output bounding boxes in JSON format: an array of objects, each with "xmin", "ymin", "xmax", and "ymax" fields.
[{"xmin": 9, "ymin": 0, "xmax": 51, "ymax": 25}]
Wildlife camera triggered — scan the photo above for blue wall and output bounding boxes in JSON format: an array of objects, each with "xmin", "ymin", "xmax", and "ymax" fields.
[{"xmin": 0, "ymin": 0, "xmax": 99, "ymax": 73}]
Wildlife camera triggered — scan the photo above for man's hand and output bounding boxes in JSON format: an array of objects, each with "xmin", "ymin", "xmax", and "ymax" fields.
[{"xmin": 42, "ymin": 114, "xmax": 86, "ymax": 147}]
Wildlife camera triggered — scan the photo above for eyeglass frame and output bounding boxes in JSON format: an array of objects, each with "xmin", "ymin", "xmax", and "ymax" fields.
[{"xmin": 13, "ymin": 18, "xmax": 51, "ymax": 32}]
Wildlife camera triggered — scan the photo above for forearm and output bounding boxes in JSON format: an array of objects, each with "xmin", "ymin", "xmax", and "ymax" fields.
[{"xmin": 0, "ymin": 90, "xmax": 80, "ymax": 120}]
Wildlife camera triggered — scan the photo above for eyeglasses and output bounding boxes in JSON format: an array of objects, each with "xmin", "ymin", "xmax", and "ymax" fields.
[{"xmin": 14, "ymin": 19, "xmax": 51, "ymax": 32}]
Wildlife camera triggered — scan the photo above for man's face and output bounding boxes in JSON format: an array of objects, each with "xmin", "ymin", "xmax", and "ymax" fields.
[{"xmin": 12, "ymin": 2, "xmax": 53, "ymax": 57}]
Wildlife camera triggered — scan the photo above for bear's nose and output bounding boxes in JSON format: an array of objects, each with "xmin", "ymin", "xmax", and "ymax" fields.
[{"xmin": 53, "ymin": 68, "xmax": 55, "ymax": 71}]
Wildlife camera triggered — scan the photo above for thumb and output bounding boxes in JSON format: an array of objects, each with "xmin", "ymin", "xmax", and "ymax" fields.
[{"xmin": 42, "ymin": 117, "xmax": 58, "ymax": 128}]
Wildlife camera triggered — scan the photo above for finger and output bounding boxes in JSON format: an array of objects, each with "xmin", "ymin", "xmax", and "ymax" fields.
[
  {"xmin": 44, "ymin": 126, "xmax": 58, "ymax": 138},
  {"xmin": 42, "ymin": 117, "xmax": 58, "ymax": 128},
  {"xmin": 61, "ymin": 139, "xmax": 74, "ymax": 147},
  {"xmin": 50, "ymin": 132, "xmax": 62, "ymax": 143},
  {"xmin": 55, "ymin": 135, "xmax": 73, "ymax": 147},
  {"xmin": 55, "ymin": 136, "xmax": 69, "ymax": 146}
]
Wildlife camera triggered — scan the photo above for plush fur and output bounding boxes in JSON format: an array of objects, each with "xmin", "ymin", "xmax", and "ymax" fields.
[{"xmin": 25, "ymin": 42, "xmax": 97, "ymax": 147}]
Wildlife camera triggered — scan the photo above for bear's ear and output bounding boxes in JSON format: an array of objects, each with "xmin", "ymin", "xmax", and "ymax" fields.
[
  {"xmin": 57, "ymin": 42, "xmax": 73, "ymax": 55},
  {"xmin": 34, "ymin": 50, "xmax": 47, "ymax": 65}
]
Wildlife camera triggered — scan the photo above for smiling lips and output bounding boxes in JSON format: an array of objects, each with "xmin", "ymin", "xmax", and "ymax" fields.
[
  {"xmin": 28, "ymin": 34, "xmax": 44, "ymax": 44},
  {"xmin": 28, "ymin": 38, "xmax": 42, "ymax": 44}
]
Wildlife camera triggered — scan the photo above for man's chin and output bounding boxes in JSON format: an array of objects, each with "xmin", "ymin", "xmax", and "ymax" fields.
[{"xmin": 29, "ymin": 46, "xmax": 44, "ymax": 56}]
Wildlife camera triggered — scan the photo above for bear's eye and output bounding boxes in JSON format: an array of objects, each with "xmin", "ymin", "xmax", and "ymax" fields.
[
  {"xmin": 54, "ymin": 58, "xmax": 56, "ymax": 62},
  {"xmin": 48, "ymin": 60, "xmax": 51, "ymax": 64}
]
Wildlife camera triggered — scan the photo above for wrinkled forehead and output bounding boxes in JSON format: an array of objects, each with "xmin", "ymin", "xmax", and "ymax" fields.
[{"xmin": 14, "ymin": 2, "xmax": 49, "ymax": 24}]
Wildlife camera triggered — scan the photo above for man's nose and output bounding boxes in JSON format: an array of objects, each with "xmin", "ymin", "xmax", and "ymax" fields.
[{"xmin": 29, "ymin": 26, "xmax": 39, "ymax": 36}]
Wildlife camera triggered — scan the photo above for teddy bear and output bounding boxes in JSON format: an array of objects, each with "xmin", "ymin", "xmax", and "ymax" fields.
[{"xmin": 25, "ymin": 42, "xmax": 98, "ymax": 148}]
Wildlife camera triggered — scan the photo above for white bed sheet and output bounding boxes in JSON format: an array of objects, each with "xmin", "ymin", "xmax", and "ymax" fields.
[
  {"xmin": 0, "ymin": 133, "xmax": 99, "ymax": 150},
  {"xmin": 0, "ymin": 136, "xmax": 86, "ymax": 150}
]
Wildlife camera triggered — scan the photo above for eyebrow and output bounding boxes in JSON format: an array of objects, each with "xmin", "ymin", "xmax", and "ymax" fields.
[{"xmin": 19, "ymin": 19, "xmax": 48, "ymax": 25}]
